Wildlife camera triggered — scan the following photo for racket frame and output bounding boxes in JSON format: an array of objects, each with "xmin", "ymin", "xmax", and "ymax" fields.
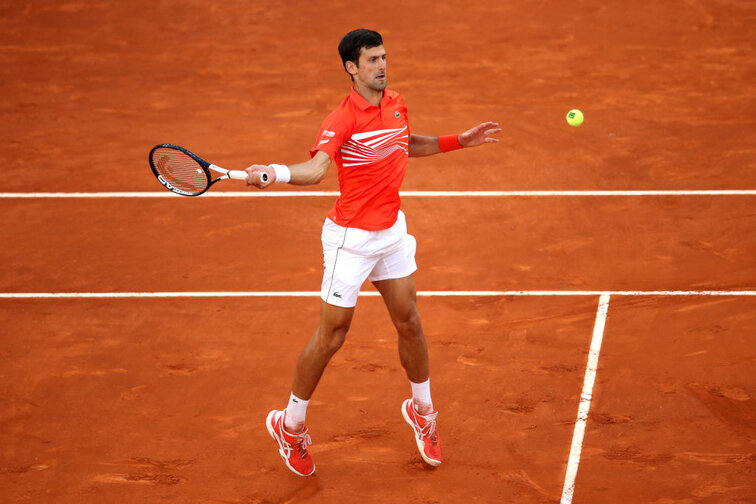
[{"xmin": 149, "ymin": 143, "xmax": 250, "ymax": 196}]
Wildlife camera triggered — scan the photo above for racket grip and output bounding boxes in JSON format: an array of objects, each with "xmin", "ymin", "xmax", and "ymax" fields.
[{"xmin": 228, "ymin": 170, "xmax": 249, "ymax": 181}]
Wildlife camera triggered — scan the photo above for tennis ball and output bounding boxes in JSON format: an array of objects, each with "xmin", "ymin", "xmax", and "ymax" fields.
[{"xmin": 566, "ymin": 109, "xmax": 584, "ymax": 127}]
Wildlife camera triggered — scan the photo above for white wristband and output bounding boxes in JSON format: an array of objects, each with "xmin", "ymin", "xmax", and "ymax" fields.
[{"xmin": 269, "ymin": 164, "xmax": 291, "ymax": 184}]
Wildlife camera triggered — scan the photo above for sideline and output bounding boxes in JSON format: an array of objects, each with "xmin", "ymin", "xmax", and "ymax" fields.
[{"xmin": 560, "ymin": 294, "xmax": 611, "ymax": 504}]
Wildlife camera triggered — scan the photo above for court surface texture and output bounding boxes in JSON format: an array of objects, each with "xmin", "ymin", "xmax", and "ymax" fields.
[{"xmin": 1, "ymin": 1, "xmax": 754, "ymax": 503}]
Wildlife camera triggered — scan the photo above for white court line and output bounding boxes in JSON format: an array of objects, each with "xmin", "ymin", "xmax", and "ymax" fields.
[
  {"xmin": 560, "ymin": 294, "xmax": 611, "ymax": 504},
  {"xmin": 0, "ymin": 290, "xmax": 754, "ymax": 299},
  {"xmin": 1, "ymin": 190, "xmax": 756, "ymax": 198}
]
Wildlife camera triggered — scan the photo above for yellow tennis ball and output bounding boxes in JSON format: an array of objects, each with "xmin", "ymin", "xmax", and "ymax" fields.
[{"xmin": 566, "ymin": 109, "xmax": 584, "ymax": 127}]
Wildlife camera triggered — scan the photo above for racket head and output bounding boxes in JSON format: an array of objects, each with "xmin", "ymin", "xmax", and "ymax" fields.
[{"xmin": 149, "ymin": 144, "xmax": 212, "ymax": 196}]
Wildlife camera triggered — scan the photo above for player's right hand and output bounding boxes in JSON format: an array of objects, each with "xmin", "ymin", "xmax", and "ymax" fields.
[{"xmin": 245, "ymin": 164, "xmax": 276, "ymax": 188}]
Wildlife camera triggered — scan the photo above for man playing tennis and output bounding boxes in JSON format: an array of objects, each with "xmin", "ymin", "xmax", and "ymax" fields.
[{"xmin": 246, "ymin": 29, "xmax": 500, "ymax": 476}]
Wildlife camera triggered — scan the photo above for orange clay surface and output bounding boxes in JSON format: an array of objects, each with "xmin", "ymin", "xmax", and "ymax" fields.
[{"xmin": 1, "ymin": 1, "xmax": 755, "ymax": 503}]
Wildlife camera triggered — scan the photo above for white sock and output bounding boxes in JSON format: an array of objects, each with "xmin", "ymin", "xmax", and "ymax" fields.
[
  {"xmin": 284, "ymin": 393, "xmax": 309, "ymax": 433},
  {"xmin": 410, "ymin": 378, "xmax": 434, "ymax": 415}
]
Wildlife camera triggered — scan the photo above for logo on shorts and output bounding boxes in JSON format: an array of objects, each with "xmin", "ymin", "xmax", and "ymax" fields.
[{"xmin": 333, "ymin": 292, "xmax": 342, "ymax": 299}]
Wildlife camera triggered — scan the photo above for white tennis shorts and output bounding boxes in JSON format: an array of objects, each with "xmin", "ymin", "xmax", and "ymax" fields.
[{"xmin": 321, "ymin": 210, "xmax": 417, "ymax": 308}]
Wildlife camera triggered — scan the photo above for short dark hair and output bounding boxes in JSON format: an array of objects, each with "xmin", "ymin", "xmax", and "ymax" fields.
[{"xmin": 338, "ymin": 29, "xmax": 383, "ymax": 75}]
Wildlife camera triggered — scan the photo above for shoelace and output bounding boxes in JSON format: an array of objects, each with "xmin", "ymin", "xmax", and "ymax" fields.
[
  {"xmin": 281, "ymin": 429, "xmax": 312, "ymax": 459},
  {"xmin": 295, "ymin": 432, "xmax": 313, "ymax": 457},
  {"xmin": 417, "ymin": 411, "xmax": 438, "ymax": 439}
]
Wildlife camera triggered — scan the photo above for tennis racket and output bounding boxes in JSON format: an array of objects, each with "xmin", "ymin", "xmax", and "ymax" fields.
[{"xmin": 149, "ymin": 143, "xmax": 268, "ymax": 196}]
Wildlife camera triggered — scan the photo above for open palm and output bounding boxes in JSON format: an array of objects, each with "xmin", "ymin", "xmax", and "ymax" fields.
[{"xmin": 459, "ymin": 121, "xmax": 502, "ymax": 147}]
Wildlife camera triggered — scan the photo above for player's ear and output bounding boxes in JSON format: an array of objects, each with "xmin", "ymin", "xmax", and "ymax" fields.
[{"xmin": 345, "ymin": 60, "xmax": 358, "ymax": 77}]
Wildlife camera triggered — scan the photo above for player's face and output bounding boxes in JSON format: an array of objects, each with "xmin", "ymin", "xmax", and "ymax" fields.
[{"xmin": 354, "ymin": 45, "xmax": 387, "ymax": 91}]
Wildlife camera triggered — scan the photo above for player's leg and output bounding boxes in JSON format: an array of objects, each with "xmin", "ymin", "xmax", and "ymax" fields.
[
  {"xmin": 285, "ymin": 217, "xmax": 372, "ymax": 428},
  {"xmin": 266, "ymin": 301, "xmax": 354, "ymax": 477},
  {"xmin": 372, "ymin": 274, "xmax": 428, "ymax": 384},
  {"xmin": 368, "ymin": 210, "xmax": 441, "ymax": 465},
  {"xmin": 372, "ymin": 274, "xmax": 442, "ymax": 466},
  {"xmin": 366, "ymin": 211, "xmax": 429, "ymax": 396},
  {"xmin": 291, "ymin": 300, "xmax": 354, "ymax": 403},
  {"xmin": 369, "ymin": 212, "xmax": 442, "ymax": 466},
  {"xmin": 267, "ymin": 218, "xmax": 374, "ymax": 476}
]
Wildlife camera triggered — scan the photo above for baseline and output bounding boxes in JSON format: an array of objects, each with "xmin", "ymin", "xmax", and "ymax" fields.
[
  {"xmin": 1, "ymin": 290, "xmax": 755, "ymax": 299},
  {"xmin": 1, "ymin": 190, "xmax": 756, "ymax": 199}
]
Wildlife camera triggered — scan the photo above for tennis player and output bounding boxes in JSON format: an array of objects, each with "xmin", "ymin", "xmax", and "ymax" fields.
[{"xmin": 246, "ymin": 29, "xmax": 500, "ymax": 476}]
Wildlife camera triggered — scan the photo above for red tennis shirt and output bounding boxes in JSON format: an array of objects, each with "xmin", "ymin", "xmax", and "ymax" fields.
[{"xmin": 309, "ymin": 87, "xmax": 409, "ymax": 231}]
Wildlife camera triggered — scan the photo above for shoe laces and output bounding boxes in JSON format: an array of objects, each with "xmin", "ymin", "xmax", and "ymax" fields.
[
  {"xmin": 295, "ymin": 431, "xmax": 313, "ymax": 457},
  {"xmin": 281, "ymin": 428, "xmax": 312, "ymax": 459},
  {"xmin": 416, "ymin": 410, "xmax": 438, "ymax": 439}
]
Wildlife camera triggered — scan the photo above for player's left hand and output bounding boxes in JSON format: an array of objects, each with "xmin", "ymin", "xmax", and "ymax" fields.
[{"xmin": 459, "ymin": 121, "xmax": 501, "ymax": 148}]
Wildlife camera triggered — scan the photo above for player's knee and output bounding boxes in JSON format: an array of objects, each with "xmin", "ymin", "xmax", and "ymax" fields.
[
  {"xmin": 317, "ymin": 322, "xmax": 350, "ymax": 355},
  {"xmin": 317, "ymin": 302, "xmax": 354, "ymax": 355},
  {"xmin": 325, "ymin": 329, "xmax": 347, "ymax": 355},
  {"xmin": 395, "ymin": 309, "xmax": 423, "ymax": 339}
]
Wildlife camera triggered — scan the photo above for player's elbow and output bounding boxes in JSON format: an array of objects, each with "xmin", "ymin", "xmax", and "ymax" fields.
[
  {"xmin": 298, "ymin": 168, "xmax": 325, "ymax": 185},
  {"xmin": 292, "ymin": 165, "xmax": 327, "ymax": 186},
  {"xmin": 311, "ymin": 155, "xmax": 331, "ymax": 184},
  {"xmin": 311, "ymin": 167, "xmax": 327, "ymax": 184}
]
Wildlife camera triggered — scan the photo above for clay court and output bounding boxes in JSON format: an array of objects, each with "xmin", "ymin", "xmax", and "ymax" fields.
[{"xmin": 2, "ymin": 1, "xmax": 755, "ymax": 502}]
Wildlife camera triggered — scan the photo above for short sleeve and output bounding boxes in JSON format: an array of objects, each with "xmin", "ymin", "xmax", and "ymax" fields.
[{"xmin": 309, "ymin": 108, "xmax": 353, "ymax": 160}]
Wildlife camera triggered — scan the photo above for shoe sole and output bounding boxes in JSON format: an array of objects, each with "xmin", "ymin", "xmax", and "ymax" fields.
[
  {"xmin": 401, "ymin": 400, "xmax": 442, "ymax": 467},
  {"xmin": 266, "ymin": 410, "xmax": 316, "ymax": 477}
]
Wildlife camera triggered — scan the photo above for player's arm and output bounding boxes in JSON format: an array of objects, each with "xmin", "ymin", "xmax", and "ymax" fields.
[
  {"xmin": 408, "ymin": 121, "xmax": 502, "ymax": 157},
  {"xmin": 245, "ymin": 150, "xmax": 331, "ymax": 188}
]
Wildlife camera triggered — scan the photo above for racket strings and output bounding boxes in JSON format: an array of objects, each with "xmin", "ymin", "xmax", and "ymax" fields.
[{"xmin": 152, "ymin": 148, "xmax": 208, "ymax": 194}]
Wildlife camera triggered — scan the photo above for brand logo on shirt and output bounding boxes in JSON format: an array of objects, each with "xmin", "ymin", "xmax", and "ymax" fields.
[
  {"xmin": 318, "ymin": 130, "xmax": 336, "ymax": 146},
  {"xmin": 395, "ymin": 111, "xmax": 401, "ymax": 118}
]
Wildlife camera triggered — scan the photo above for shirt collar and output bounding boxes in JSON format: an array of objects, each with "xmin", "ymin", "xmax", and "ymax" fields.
[{"xmin": 350, "ymin": 86, "xmax": 395, "ymax": 110}]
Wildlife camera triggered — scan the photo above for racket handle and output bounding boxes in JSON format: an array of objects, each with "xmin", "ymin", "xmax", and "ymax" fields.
[
  {"xmin": 228, "ymin": 170, "xmax": 249, "ymax": 181},
  {"xmin": 227, "ymin": 169, "xmax": 268, "ymax": 183}
]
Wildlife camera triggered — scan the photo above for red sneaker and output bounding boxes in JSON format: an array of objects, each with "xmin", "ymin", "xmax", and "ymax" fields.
[
  {"xmin": 401, "ymin": 399, "xmax": 442, "ymax": 466},
  {"xmin": 266, "ymin": 410, "xmax": 315, "ymax": 476}
]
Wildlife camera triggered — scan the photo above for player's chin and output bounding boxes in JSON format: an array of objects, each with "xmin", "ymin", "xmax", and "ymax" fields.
[{"xmin": 372, "ymin": 78, "xmax": 387, "ymax": 90}]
